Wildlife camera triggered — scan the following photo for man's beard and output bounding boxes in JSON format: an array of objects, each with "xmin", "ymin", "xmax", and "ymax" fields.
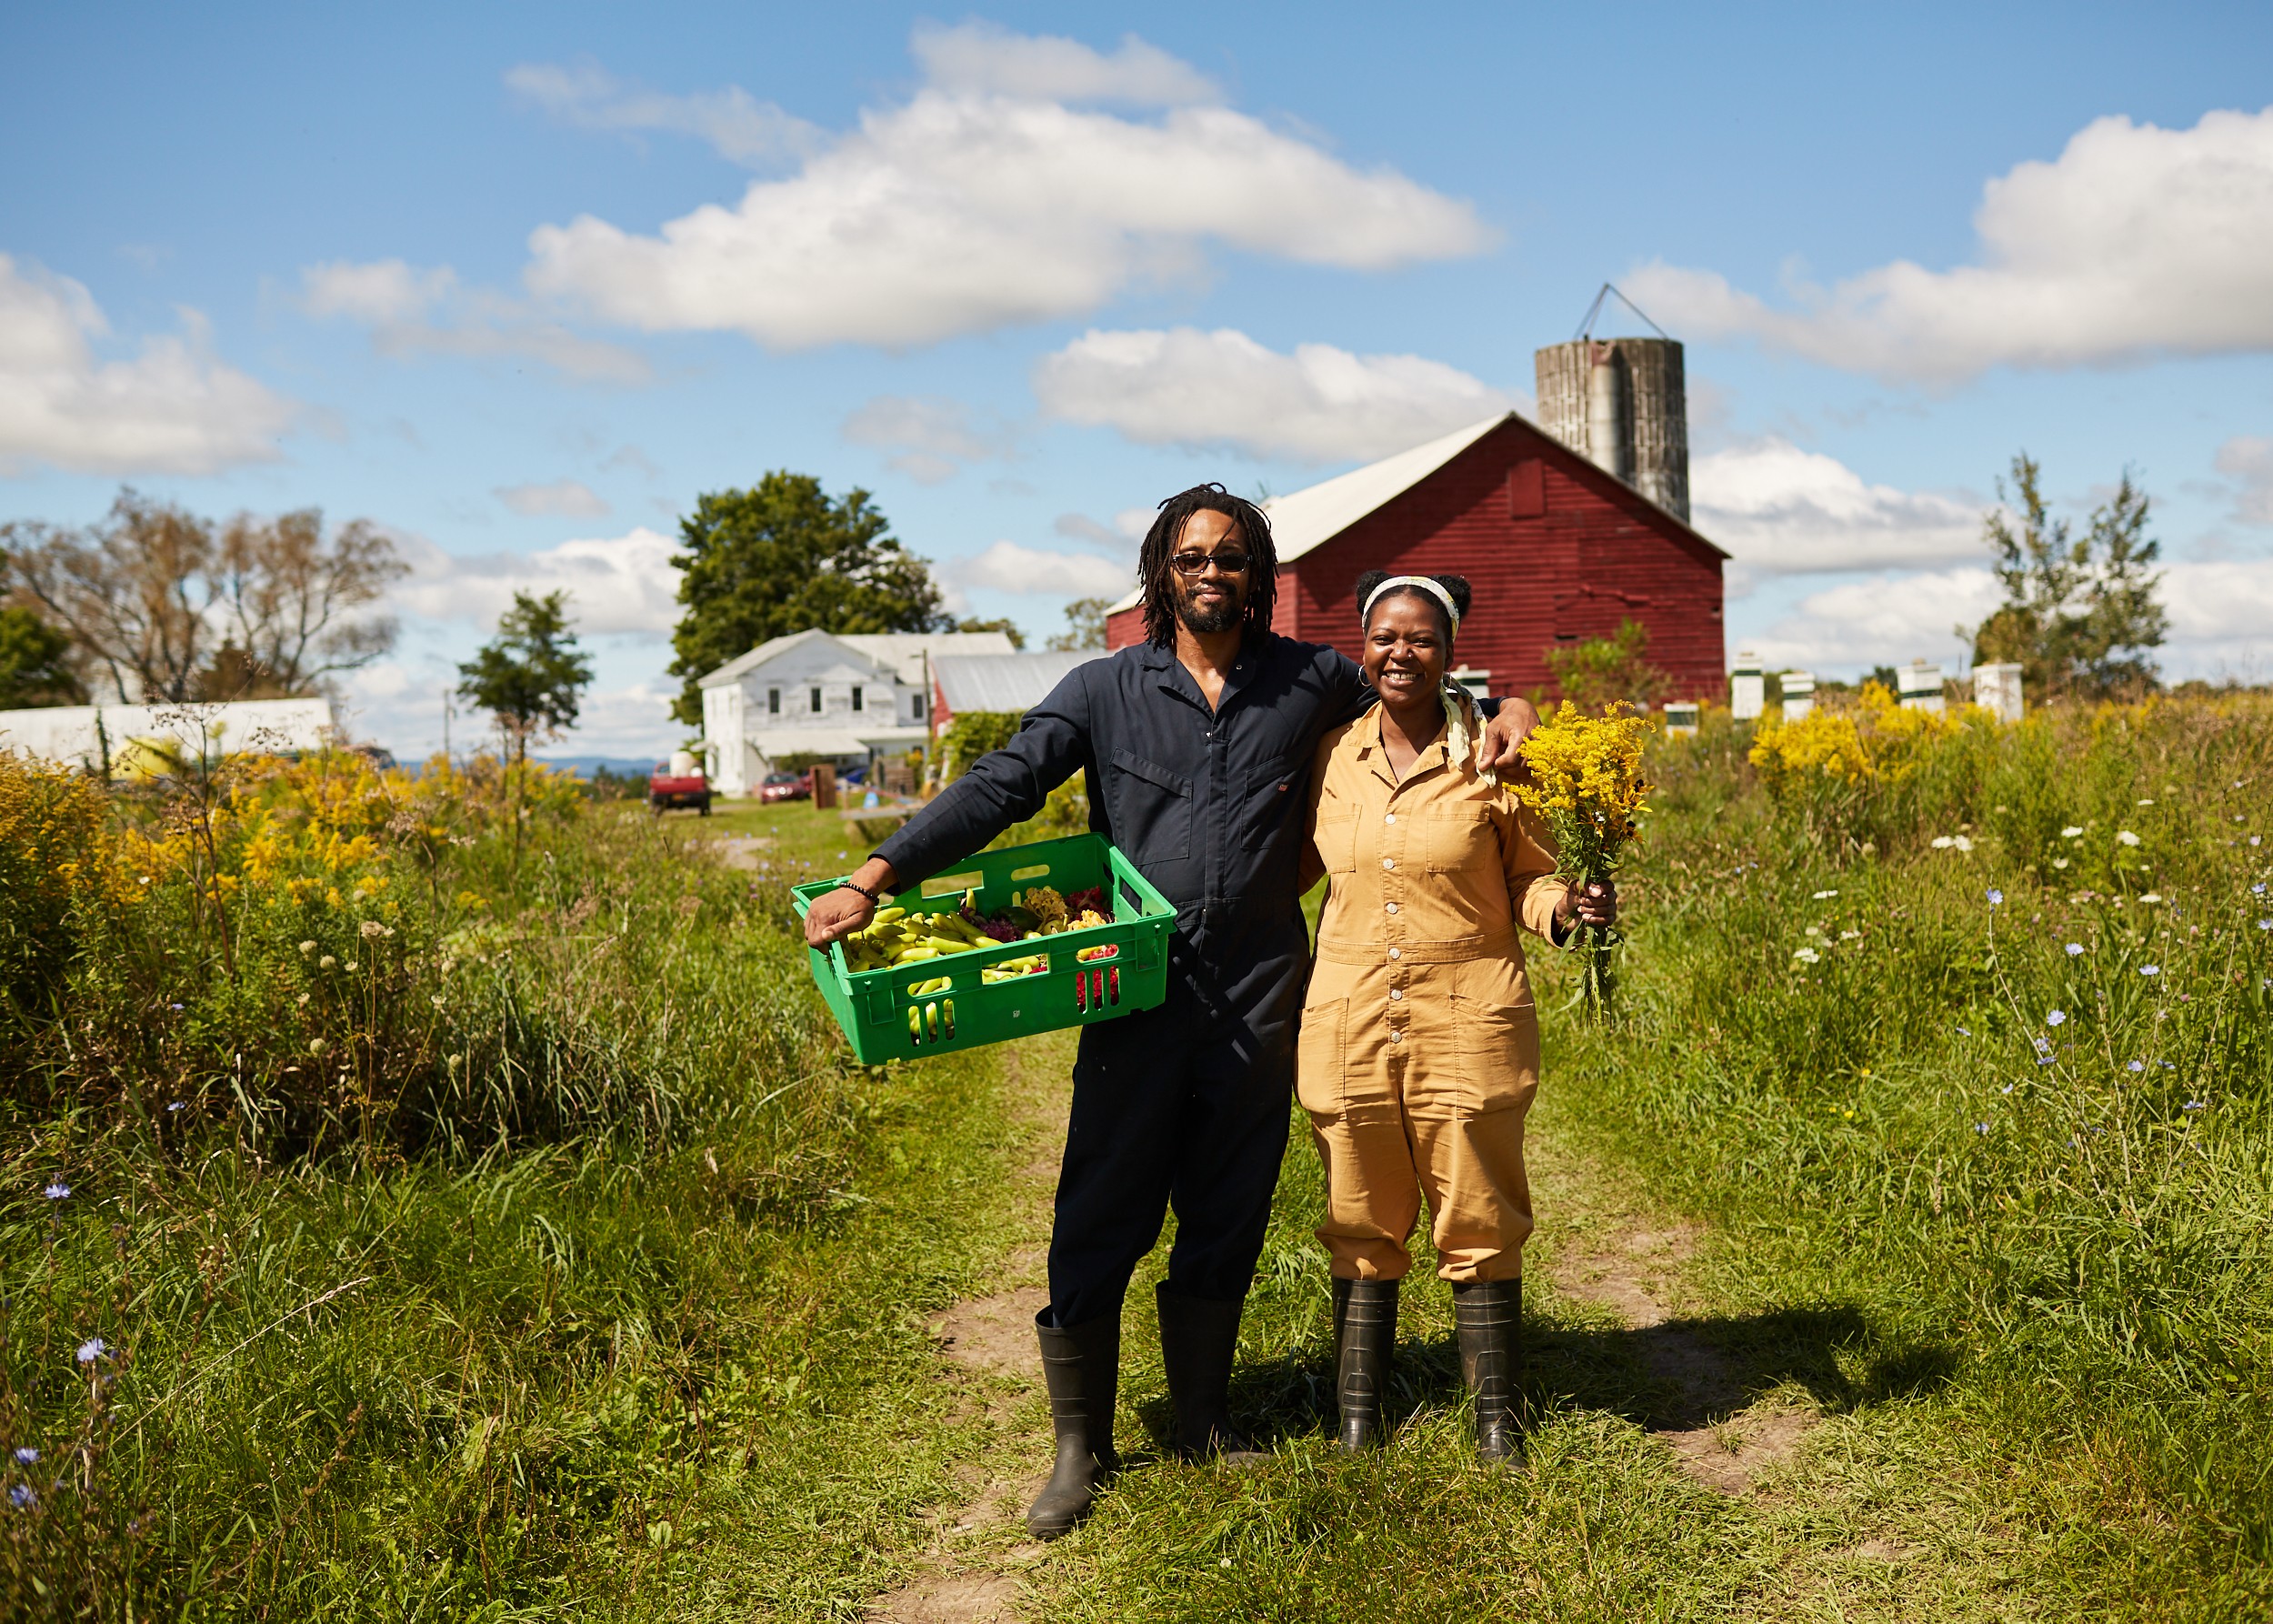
[{"xmin": 1174, "ymin": 580, "xmax": 1244, "ymax": 635}]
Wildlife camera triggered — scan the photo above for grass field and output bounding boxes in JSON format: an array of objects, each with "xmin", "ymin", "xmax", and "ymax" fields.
[{"xmin": 4, "ymin": 696, "xmax": 2268, "ymax": 1619}]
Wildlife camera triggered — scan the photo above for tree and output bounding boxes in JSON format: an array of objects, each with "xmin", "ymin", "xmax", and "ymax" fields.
[
  {"xmin": 456, "ymin": 590, "xmax": 594, "ymax": 766},
  {"xmin": 0, "ymin": 606, "xmax": 84, "ymax": 707},
  {"xmin": 1544, "ymin": 618, "xmax": 1672, "ymax": 714},
  {"xmin": 1968, "ymin": 454, "xmax": 2167, "ymax": 700},
  {"xmin": 1046, "ymin": 596, "xmax": 1110, "ymax": 652},
  {"xmin": 953, "ymin": 616, "xmax": 1026, "ymax": 649},
  {"xmin": 666, "ymin": 475, "xmax": 947, "ymax": 725},
  {"xmin": 210, "ymin": 507, "xmax": 406, "ymax": 695},
  {"xmin": 3, "ymin": 489, "xmax": 404, "ymax": 702}
]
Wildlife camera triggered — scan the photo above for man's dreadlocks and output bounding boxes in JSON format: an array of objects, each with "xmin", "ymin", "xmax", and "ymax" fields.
[{"xmin": 1136, "ymin": 484, "xmax": 1278, "ymax": 648}]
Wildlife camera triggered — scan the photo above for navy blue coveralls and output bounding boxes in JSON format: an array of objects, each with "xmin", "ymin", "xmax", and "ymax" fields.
[{"xmin": 875, "ymin": 631, "xmax": 1368, "ymax": 1327}]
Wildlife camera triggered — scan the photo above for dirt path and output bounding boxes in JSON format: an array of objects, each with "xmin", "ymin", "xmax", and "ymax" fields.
[
  {"xmin": 1531, "ymin": 1145, "xmax": 1819, "ymax": 1495},
  {"xmin": 867, "ymin": 1043, "xmax": 1067, "ymax": 1624}
]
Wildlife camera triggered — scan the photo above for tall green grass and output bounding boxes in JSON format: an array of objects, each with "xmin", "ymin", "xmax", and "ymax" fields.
[{"xmin": 1556, "ymin": 696, "xmax": 2273, "ymax": 1602}]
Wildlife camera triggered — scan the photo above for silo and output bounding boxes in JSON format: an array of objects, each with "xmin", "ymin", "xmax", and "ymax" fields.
[{"xmin": 1534, "ymin": 336, "xmax": 1689, "ymax": 522}]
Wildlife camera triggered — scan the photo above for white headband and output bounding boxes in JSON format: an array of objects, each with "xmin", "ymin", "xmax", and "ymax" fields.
[{"xmin": 1361, "ymin": 575, "xmax": 1459, "ymax": 636}]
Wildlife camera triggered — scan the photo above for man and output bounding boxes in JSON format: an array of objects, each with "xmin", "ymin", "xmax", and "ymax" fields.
[{"xmin": 804, "ymin": 485, "xmax": 1537, "ymax": 1539}]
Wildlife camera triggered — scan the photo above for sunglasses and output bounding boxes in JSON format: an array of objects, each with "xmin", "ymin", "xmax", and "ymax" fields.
[{"xmin": 1169, "ymin": 551, "xmax": 1252, "ymax": 576}]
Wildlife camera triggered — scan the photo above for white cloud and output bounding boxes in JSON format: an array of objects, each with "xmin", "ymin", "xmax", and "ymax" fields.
[
  {"xmin": 552, "ymin": 680, "xmax": 683, "ymax": 755},
  {"xmin": 496, "ymin": 479, "xmax": 611, "ymax": 517},
  {"xmin": 0, "ymin": 252, "xmax": 297, "ymax": 475},
  {"xmin": 301, "ymin": 259, "xmax": 650, "ymax": 384},
  {"xmin": 1740, "ymin": 557, "xmax": 2273, "ymax": 681},
  {"xmin": 840, "ymin": 395, "xmax": 1014, "ymax": 484},
  {"xmin": 908, "ymin": 21, "xmax": 1222, "ymax": 106},
  {"xmin": 521, "ymin": 30, "xmax": 1490, "ymax": 350},
  {"xmin": 391, "ymin": 526, "xmax": 680, "ymax": 637},
  {"xmin": 1691, "ymin": 438, "xmax": 1985, "ymax": 574},
  {"xmin": 506, "ymin": 60, "xmax": 822, "ymax": 166},
  {"xmin": 952, "ymin": 540, "xmax": 1134, "ymax": 597},
  {"xmin": 1034, "ymin": 326, "xmax": 1514, "ymax": 462},
  {"xmin": 1054, "ymin": 508, "xmax": 1152, "ymax": 555},
  {"xmin": 1628, "ymin": 105, "xmax": 2273, "ymax": 382},
  {"xmin": 1744, "ymin": 566, "xmax": 2000, "ymax": 672},
  {"xmin": 2214, "ymin": 436, "xmax": 2273, "ymax": 525}
]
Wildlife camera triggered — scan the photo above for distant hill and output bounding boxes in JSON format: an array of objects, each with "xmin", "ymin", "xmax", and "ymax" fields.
[{"xmin": 536, "ymin": 755, "xmax": 666, "ymax": 779}]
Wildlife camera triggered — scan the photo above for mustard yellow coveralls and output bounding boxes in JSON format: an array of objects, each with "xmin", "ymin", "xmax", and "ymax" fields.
[{"xmin": 1299, "ymin": 708, "xmax": 1572, "ymax": 1283}]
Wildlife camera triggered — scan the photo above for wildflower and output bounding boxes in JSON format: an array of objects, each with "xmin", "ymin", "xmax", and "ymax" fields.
[
  {"xmin": 1956, "ymin": 835, "xmax": 1975, "ymax": 852},
  {"xmin": 75, "ymin": 1338, "xmax": 106, "ymax": 1364},
  {"xmin": 1792, "ymin": 947, "xmax": 1821, "ymax": 965},
  {"xmin": 2061, "ymin": 827, "xmax": 2084, "ymax": 838},
  {"xmin": 1811, "ymin": 889, "xmax": 1838, "ymax": 899},
  {"xmin": 1956, "ymin": 1026, "xmax": 1971, "ymax": 1037},
  {"xmin": 1974, "ymin": 1122, "xmax": 1990, "ymax": 1134},
  {"xmin": 12, "ymin": 1448, "xmax": 35, "ymax": 1465},
  {"xmin": 169, "ymin": 1002, "xmax": 183, "ymax": 1011},
  {"xmin": 1839, "ymin": 929, "xmax": 1860, "ymax": 940},
  {"xmin": 2046, "ymin": 1010, "xmax": 2066, "ymax": 1027},
  {"xmin": 43, "ymin": 1183, "xmax": 68, "ymax": 1201},
  {"xmin": 299, "ymin": 940, "xmax": 316, "ymax": 955},
  {"xmin": 2184, "ymin": 1100, "xmax": 2207, "ymax": 1112},
  {"xmin": 308, "ymin": 1038, "xmax": 330, "ymax": 1058},
  {"xmin": 2258, "ymin": 919, "xmax": 2271, "ymax": 931},
  {"xmin": 9, "ymin": 1486, "xmax": 31, "ymax": 1509},
  {"xmin": 1987, "ymin": 887, "xmax": 2003, "ymax": 905},
  {"xmin": 2066, "ymin": 942, "xmax": 2085, "ymax": 956},
  {"xmin": 1931, "ymin": 836, "xmax": 1953, "ymax": 849},
  {"xmin": 358, "ymin": 919, "xmax": 394, "ymax": 939},
  {"xmin": 2255, "ymin": 883, "xmax": 2267, "ymax": 895},
  {"xmin": 167, "ymin": 1101, "xmax": 185, "ymax": 1112},
  {"xmin": 2137, "ymin": 798, "xmax": 2154, "ymax": 807},
  {"xmin": 2138, "ymin": 893, "xmax": 2163, "ymax": 904},
  {"xmin": 2053, "ymin": 857, "xmax": 2070, "ymax": 869},
  {"xmin": 2000, "ymin": 1083, "xmax": 2014, "ymax": 1094},
  {"xmin": 319, "ymin": 955, "xmax": 336, "ymax": 969},
  {"xmin": 2116, "ymin": 830, "xmax": 2141, "ymax": 847},
  {"xmin": 1804, "ymin": 924, "xmax": 1822, "ymax": 937},
  {"xmin": 2127, "ymin": 1060, "xmax": 2145, "ymax": 1072},
  {"xmin": 2140, "ymin": 965, "xmax": 2159, "ymax": 976}
]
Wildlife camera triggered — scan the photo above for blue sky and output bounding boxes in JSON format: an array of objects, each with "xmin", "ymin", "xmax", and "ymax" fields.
[{"xmin": 5, "ymin": 3, "xmax": 2270, "ymax": 755}]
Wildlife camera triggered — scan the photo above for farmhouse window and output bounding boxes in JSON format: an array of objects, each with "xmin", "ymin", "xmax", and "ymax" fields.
[
  {"xmin": 852, "ymin": 687, "xmax": 864, "ymax": 712},
  {"xmin": 810, "ymin": 687, "xmax": 823, "ymax": 713},
  {"xmin": 913, "ymin": 694, "xmax": 926, "ymax": 720}
]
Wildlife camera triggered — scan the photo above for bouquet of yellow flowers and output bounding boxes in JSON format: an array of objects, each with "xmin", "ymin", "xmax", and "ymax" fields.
[{"xmin": 1511, "ymin": 702, "xmax": 1653, "ymax": 1020}]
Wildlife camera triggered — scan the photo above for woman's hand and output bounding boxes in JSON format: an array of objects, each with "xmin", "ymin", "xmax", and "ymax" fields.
[{"xmin": 1560, "ymin": 877, "xmax": 1617, "ymax": 934}]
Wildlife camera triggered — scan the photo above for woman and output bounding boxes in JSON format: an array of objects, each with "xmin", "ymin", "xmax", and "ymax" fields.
[{"xmin": 1300, "ymin": 572, "xmax": 1614, "ymax": 1460}]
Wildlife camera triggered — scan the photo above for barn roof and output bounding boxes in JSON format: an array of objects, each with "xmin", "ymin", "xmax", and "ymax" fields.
[
  {"xmin": 933, "ymin": 650, "xmax": 1107, "ymax": 715},
  {"xmin": 1104, "ymin": 409, "xmax": 1726, "ymax": 616}
]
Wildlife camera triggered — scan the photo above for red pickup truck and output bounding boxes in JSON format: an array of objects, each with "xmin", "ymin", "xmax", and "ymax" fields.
[{"xmin": 648, "ymin": 752, "xmax": 713, "ymax": 816}]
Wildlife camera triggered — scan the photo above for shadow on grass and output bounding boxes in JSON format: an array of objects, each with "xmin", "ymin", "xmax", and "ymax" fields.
[{"xmin": 1134, "ymin": 1302, "xmax": 1962, "ymax": 1450}]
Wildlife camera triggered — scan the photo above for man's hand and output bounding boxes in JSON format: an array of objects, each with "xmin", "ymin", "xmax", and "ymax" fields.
[
  {"xmin": 804, "ymin": 857, "xmax": 897, "ymax": 948},
  {"xmin": 1479, "ymin": 695, "xmax": 1542, "ymax": 779}
]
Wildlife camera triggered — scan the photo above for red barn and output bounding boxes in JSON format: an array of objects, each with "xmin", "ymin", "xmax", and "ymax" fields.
[{"xmin": 1104, "ymin": 411, "xmax": 1727, "ymax": 700}]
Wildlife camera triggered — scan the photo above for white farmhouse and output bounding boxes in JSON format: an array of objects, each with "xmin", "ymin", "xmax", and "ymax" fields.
[{"xmin": 697, "ymin": 628, "xmax": 1016, "ymax": 795}]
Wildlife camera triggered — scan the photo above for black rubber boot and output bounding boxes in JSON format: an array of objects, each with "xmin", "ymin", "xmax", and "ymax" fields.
[
  {"xmin": 1026, "ymin": 1308, "xmax": 1121, "ymax": 1539},
  {"xmin": 1156, "ymin": 1283, "xmax": 1265, "ymax": 1461},
  {"xmin": 1333, "ymin": 1278, "xmax": 1398, "ymax": 1452},
  {"xmin": 1452, "ymin": 1278, "xmax": 1524, "ymax": 1464}
]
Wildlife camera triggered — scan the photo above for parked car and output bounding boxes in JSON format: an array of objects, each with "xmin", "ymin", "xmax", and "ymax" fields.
[
  {"xmin": 757, "ymin": 769, "xmax": 810, "ymax": 805},
  {"xmin": 648, "ymin": 752, "xmax": 713, "ymax": 816}
]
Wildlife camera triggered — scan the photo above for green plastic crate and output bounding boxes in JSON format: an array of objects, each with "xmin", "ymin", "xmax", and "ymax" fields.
[{"xmin": 792, "ymin": 833, "xmax": 1175, "ymax": 1063}]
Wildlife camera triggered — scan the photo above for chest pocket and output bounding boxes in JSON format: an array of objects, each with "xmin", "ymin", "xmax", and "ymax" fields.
[
  {"xmin": 1110, "ymin": 748, "xmax": 1192, "ymax": 862},
  {"xmin": 1312, "ymin": 802, "xmax": 1357, "ymax": 874},
  {"xmin": 1418, "ymin": 806, "xmax": 1497, "ymax": 874},
  {"xmin": 1242, "ymin": 757, "xmax": 1299, "ymax": 850}
]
